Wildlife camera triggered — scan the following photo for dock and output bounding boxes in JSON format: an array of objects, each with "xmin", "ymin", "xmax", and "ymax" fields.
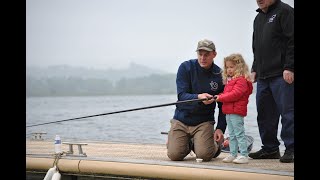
[{"xmin": 26, "ymin": 140, "xmax": 294, "ymax": 179}]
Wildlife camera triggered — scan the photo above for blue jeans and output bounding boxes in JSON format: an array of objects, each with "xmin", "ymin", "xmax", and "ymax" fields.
[
  {"xmin": 256, "ymin": 76, "xmax": 294, "ymax": 152},
  {"xmin": 226, "ymin": 114, "xmax": 248, "ymax": 157}
]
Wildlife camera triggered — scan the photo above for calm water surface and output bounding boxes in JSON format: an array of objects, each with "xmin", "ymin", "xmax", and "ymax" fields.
[{"xmin": 26, "ymin": 94, "xmax": 285, "ymax": 152}]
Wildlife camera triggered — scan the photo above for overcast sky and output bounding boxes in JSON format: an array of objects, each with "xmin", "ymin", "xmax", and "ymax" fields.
[{"xmin": 26, "ymin": 0, "xmax": 294, "ymax": 73}]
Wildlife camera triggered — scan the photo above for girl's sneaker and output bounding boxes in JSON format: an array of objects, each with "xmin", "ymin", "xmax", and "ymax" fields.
[
  {"xmin": 222, "ymin": 155, "xmax": 237, "ymax": 163},
  {"xmin": 232, "ymin": 155, "xmax": 249, "ymax": 164}
]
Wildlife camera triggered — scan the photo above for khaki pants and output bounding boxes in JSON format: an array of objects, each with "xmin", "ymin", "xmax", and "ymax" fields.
[{"xmin": 167, "ymin": 119, "xmax": 218, "ymax": 161}]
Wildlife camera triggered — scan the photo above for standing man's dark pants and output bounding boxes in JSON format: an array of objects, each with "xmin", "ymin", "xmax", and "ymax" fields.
[{"xmin": 256, "ymin": 76, "xmax": 294, "ymax": 152}]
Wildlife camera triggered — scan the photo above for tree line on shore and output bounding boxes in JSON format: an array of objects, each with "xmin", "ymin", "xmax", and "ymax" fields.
[{"xmin": 26, "ymin": 73, "xmax": 177, "ymax": 97}]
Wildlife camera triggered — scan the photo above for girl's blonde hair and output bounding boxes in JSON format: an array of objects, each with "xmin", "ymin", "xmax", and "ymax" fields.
[{"xmin": 222, "ymin": 53, "xmax": 250, "ymax": 84}]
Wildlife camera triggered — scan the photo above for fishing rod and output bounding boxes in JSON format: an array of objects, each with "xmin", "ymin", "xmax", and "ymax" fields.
[{"xmin": 26, "ymin": 97, "xmax": 214, "ymax": 128}]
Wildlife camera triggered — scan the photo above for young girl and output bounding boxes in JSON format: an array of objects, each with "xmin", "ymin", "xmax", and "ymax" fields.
[{"xmin": 214, "ymin": 53, "xmax": 253, "ymax": 164}]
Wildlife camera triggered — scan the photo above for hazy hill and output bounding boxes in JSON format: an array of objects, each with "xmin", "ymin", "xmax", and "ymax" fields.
[
  {"xmin": 26, "ymin": 62, "xmax": 168, "ymax": 82},
  {"xmin": 26, "ymin": 63, "xmax": 176, "ymax": 96}
]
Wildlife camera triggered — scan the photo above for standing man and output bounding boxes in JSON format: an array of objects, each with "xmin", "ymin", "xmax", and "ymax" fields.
[
  {"xmin": 249, "ymin": 0, "xmax": 294, "ymax": 163},
  {"xmin": 167, "ymin": 39, "xmax": 226, "ymax": 162}
]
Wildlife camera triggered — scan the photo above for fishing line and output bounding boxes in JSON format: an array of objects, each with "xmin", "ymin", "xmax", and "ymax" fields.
[{"xmin": 27, "ymin": 97, "xmax": 214, "ymax": 128}]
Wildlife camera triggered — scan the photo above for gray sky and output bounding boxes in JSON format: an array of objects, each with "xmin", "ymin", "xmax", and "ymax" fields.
[{"xmin": 26, "ymin": 0, "xmax": 294, "ymax": 73}]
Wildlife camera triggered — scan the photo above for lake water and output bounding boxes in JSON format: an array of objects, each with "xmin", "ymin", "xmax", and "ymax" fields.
[{"xmin": 26, "ymin": 93, "xmax": 285, "ymax": 152}]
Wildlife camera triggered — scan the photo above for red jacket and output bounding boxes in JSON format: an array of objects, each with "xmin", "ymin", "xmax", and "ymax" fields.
[{"xmin": 218, "ymin": 76, "xmax": 253, "ymax": 117}]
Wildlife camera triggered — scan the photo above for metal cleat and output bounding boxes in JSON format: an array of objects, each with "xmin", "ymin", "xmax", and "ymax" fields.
[
  {"xmin": 63, "ymin": 142, "xmax": 88, "ymax": 157},
  {"xmin": 31, "ymin": 132, "xmax": 47, "ymax": 140}
]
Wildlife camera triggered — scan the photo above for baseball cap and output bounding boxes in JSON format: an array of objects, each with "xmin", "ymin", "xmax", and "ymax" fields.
[{"xmin": 196, "ymin": 39, "xmax": 216, "ymax": 52}]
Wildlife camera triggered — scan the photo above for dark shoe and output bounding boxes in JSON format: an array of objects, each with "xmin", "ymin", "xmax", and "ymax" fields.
[
  {"xmin": 248, "ymin": 149, "xmax": 280, "ymax": 159},
  {"xmin": 280, "ymin": 150, "xmax": 294, "ymax": 163}
]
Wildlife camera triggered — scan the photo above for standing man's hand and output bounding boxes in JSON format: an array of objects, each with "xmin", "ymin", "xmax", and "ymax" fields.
[
  {"xmin": 214, "ymin": 129, "xmax": 224, "ymax": 145},
  {"xmin": 283, "ymin": 70, "xmax": 294, "ymax": 84},
  {"xmin": 250, "ymin": 72, "xmax": 257, "ymax": 83}
]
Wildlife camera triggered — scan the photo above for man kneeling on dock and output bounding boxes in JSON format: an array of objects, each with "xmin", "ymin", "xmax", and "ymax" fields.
[{"xmin": 167, "ymin": 39, "xmax": 226, "ymax": 162}]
